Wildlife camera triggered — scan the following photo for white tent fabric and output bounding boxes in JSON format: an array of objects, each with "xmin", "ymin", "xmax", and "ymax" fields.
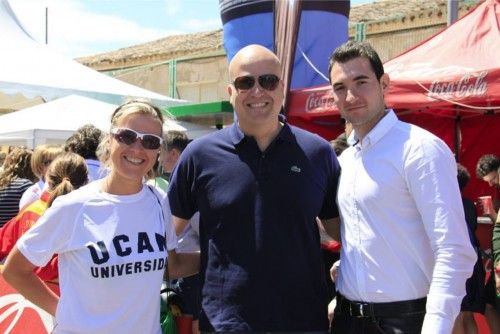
[
  {"xmin": 0, "ymin": 95, "xmax": 215, "ymax": 148},
  {"xmin": 0, "ymin": 0, "xmax": 186, "ymax": 108}
]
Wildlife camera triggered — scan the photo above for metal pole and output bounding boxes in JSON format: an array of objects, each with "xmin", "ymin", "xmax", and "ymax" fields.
[
  {"xmin": 447, "ymin": 0, "xmax": 459, "ymax": 25},
  {"xmin": 45, "ymin": 7, "xmax": 48, "ymax": 44}
]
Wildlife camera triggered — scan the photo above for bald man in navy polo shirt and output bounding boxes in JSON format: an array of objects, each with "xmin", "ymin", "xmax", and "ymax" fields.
[{"xmin": 168, "ymin": 44, "xmax": 341, "ymax": 333}]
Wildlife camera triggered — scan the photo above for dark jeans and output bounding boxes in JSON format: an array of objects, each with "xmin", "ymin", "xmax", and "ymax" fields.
[
  {"xmin": 331, "ymin": 294, "xmax": 425, "ymax": 334},
  {"xmin": 331, "ymin": 312, "xmax": 425, "ymax": 334}
]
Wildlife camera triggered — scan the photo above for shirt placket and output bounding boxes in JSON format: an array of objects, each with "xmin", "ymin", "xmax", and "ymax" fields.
[{"xmin": 352, "ymin": 145, "xmax": 366, "ymax": 295}]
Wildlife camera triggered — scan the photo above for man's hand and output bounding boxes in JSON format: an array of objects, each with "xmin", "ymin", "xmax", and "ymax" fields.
[{"xmin": 330, "ymin": 260, "xmax": 340, "ymax": 283}]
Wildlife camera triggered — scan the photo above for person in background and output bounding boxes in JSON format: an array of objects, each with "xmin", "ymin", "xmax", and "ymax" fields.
[
  {"xmin": 0, "ymin": 151, "xmax": 6, "ymax": 173},
  {"xmin": 491, "ymin": 165, "xmax": 500, "ymax": 315},
  {"xmin": 330, "ymin": 133, "xmax": 349, "ymax": 157},
  {"xmin": 0, "ymin": 152, "xmax": 89, "ymax": 286},
  {"xmin": 19, "ymin": 144, "xmax": 64, "ymax": 210},
  {"xmin": 65, "ymin": 124, "xmax": 107, "ymax": 181},
  {"xmin": 0, "ymin": 147, "xmax": 36, "ymax": 227},
  {"xmin": 162, "ymin": 130, "xmax": 190, "ymax": 176},
  {"xmin": 452, "ymin": 163, "xmax": 486, "ymax": 334},
  {"xmin": 150, "ymin": 129, "xmax": 201, "ymax": 334},
  {"xmin": 2, "ymin": 99, "xmax": 199, "ymax": 334},
  {"xmin": 168, "ymin": 44, "xmax": 341, "ymax": 332},
  {"xmin": 476, "ymin": 154, "xmax": 500, "ymax": 222},
  {"xmin": 149, "ymin": 130, "xmax": 190, "ymax": 192},
  {"xmin": 476, "ymin": 154, "xmax": 500, "ymax": 333},
  {"xmin": 328, "ymin": 41, "xmax": 475, "ymax": 334}
]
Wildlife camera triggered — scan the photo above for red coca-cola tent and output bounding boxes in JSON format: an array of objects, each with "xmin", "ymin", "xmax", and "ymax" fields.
[{"xmin": 287, "ymin": 0, "xmax": 500, "ymax": 200}]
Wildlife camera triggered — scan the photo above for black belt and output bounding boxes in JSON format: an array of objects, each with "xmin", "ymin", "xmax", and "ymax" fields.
[{"xmin": 337, "ymin": 293, "xmax": 426, "ymax": 318}]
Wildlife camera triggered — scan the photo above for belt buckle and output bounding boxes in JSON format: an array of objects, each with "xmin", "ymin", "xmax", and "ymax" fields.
[{"xmin": 349, "ymin": 302, "xmax": 368, "ymax": 318}]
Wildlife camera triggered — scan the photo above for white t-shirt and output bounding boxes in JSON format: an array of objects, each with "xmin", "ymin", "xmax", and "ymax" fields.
[
  {"xmin": 17, "ymin": 181, "xmax": 177, "ymax": 334},
  {"xmin": 86, "ymin": 159, "xmax": 108, "ymax": 181},
  {"xmin": 19, "ymin": 179, "xmax": 45, "ymax": 209},
  {"xmin": 177, "ymin": 212, "xmax": 200, "ymax": 253}
]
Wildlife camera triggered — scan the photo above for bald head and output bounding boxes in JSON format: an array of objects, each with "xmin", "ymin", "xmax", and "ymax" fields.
[{"xmin": 229, "ymin": 44, "xmax": 281, "ymax": 80}]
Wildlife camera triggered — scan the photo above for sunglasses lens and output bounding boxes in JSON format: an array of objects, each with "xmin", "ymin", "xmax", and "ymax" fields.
[
  {"xmin": 141, "ymin": 135, "xmax": 161, "ymax": 150},
  {"xmin": 233, "ymin": 76, "xmax": 255, "ymax": 91},
  {"xmin": 115, "ymin": 129, "xmax": 138, "ymax": 145},
  {"xmin": 258, "ymin": 74, "xmax": 279, "ymax": 91}
]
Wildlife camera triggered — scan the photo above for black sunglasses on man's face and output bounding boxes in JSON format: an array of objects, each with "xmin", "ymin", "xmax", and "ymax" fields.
[{"xmin": 232, "ymin": 74, "xmax": 280, "ymax": 92}]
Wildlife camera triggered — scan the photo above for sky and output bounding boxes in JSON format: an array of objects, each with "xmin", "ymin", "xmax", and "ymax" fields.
[{"xmin": 8, "ymin": 0, "xmax": 374, "ymax": 59}]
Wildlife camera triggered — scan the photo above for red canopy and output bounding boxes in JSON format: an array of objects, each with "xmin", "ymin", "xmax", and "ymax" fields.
[
  {"xmin": 287, "ymin": 0, "xmax": 500, "ymax": 200},
  {"xmin": 384, "ymin": 0, "xmax": 500, "ymax": 111}
]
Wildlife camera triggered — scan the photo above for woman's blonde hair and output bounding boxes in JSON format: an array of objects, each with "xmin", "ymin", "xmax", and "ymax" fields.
[
  {"xmin": 31, "ymin": 144, "xmax": 64, "ymax": 178},
  {"xmin": 45, "ymin": 153, "xmax": 88, "ymax": 207},
  {"xmin": 0, "ymin": 147, "xmax": 36, "ymax": 189},
  {"xmin": 101, "ymin": 99, "xmax": 167, "ymax": 179}
]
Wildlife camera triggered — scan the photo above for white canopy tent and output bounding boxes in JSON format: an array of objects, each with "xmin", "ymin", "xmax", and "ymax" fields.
[
  {"xmin": 0, "ymin": 0, "xmax": 186, "ymax": 110},
  {"xmin": 0, "ymin": 95, "xmax": 216, "ymax": 148}
]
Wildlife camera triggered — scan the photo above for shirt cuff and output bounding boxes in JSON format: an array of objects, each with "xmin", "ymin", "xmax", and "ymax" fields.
[{"xmin": 421, "ymin": 313, "xmax": 454, "ymax": 334}]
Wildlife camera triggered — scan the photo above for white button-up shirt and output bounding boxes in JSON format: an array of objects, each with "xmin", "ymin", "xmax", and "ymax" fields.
[{"xmin": 337, "ymin": 110, "xmax": 476, "ymax": 333}]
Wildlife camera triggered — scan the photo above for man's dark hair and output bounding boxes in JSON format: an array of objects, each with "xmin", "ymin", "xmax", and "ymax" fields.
[
  {"xmin": 64, "ymin": 124, "xmax": 103, "ymax": 160},
  {"xmin": 164, "ymin": 130, "xmax": 189, "ymax": 152},
  {"xmin": 328, "ymin": 41, "xmax": 385, "ymax": 82},
  {"xmin": 475, "ymin": 154, "xmax": 500, "ymax": 178},
  {"xmin": 456, "ymin": 163, "xmax": 470, "ymax": 192}
]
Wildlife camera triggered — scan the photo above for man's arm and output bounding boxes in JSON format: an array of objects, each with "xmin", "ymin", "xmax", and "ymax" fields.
[
  {"xmin": 172, "ymin": 215, "xmax": 190, "ymax": 236},
  {"xmin": 167, "ymin": 250, "xmax": 200, "ymax": 280},
  {"xmin": 407, "ymin": 141, "xmax": 476, "ymax": 333}
]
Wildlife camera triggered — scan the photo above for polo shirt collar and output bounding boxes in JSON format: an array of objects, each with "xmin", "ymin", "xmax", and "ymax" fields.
[
  {"xmin": 355, "ymin": 109, "xmax": 397, "ymax": 150},
  {"xmin": 229, "ymin": 114, "xmax": 293, "ymax": 145}
]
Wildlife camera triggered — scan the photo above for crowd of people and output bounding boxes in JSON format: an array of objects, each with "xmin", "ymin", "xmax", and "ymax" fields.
[{"xmin": 0, "ymin": 41, "xmax": 498, "ymax": 334}]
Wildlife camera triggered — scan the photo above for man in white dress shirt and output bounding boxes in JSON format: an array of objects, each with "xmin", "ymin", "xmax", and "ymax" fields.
[{"xmin": 327, "ymin": 41, "xmax": 476, "ymax": 334}]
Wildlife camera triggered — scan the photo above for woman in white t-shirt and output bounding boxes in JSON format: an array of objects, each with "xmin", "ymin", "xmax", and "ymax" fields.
[
  {"xmin": 19, "ymin": 144, "xmax": 64, "ymax": 210},
  {"xmin": 2, "ymin": 99, "xmax": 199, "ymax": 334}
]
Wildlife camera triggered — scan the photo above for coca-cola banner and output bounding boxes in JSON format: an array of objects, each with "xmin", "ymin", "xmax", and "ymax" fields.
[{"xmin": 426, "ymin": 71, "xmax": 488, "ymax": 101}]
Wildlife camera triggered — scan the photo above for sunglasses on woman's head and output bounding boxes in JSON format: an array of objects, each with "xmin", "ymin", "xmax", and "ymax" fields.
[
  {"xmin": 232, "ymin": 74, "xmax": 280, "ymax": 92},
  {"xmin": 110, "ymin": 127, "xmax": 163, "ymax": 150}
]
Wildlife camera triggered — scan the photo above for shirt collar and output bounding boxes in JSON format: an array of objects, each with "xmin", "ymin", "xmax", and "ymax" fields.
[
  {"xmin": 229, "ymin": 114, "xmax": 293, "ymax": 145},
  {"xmin": 354, "ymin": 109, "xmax": 398, "ymax": 150}
]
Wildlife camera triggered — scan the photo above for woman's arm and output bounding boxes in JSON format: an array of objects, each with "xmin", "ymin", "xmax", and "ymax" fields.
[
  {"xmin": 167, "ymin": 250, "xmax": 200, "ymax": 280},
  {"xmin": 1, "ymin": 247, "xmax": 59, "ymax": 316}
]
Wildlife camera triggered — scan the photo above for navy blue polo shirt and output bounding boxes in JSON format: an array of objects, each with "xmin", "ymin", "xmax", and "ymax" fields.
[{"xmin": 168, "ymin": 119, "xmax": 340, "ymax": 332}]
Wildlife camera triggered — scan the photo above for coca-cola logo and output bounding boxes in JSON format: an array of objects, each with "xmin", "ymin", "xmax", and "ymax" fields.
[
  {"xmin": 426, "ymin": 71, "xmax": 488, "ymax": 100},
  {"xmin": 305, "ymin": 91, "xmax": 335, "ymax": 113}
]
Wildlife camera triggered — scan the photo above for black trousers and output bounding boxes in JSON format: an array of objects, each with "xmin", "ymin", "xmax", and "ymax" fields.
[{"xmin": 331, "ymin": 294, "xmax": 426, "ymax": 334}]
